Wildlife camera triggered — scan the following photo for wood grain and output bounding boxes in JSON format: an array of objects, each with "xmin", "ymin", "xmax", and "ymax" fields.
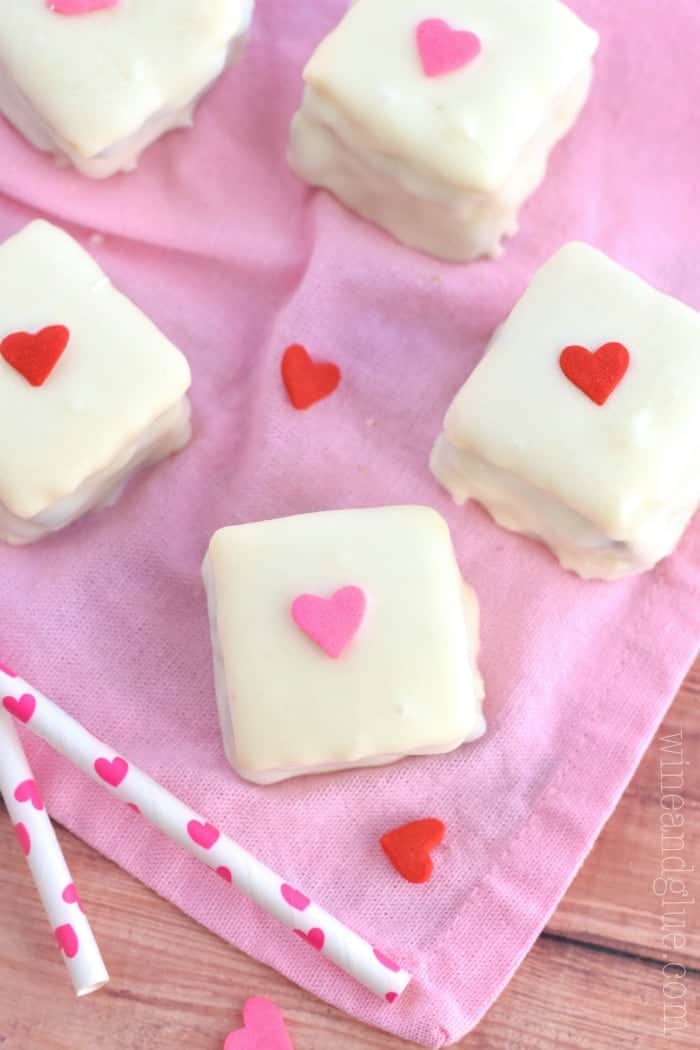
[{"xmin": 0, "ymin": 660, "xmax": 697, "ymax": 1049}]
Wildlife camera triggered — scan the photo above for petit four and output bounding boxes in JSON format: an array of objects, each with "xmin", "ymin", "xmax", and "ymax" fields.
[
  {"xmin": 203, "ymin": 506, "xmax": 486, "ymax": 784},
  {"xmin": 431, "ymin": 242, "xmax": 700, "ymax": 579},
  {"xmin": 0, "ymin": 220, "xmax": 192, "ymax": 544},
  {"xmin": 0, "ymin": 0, "xmax": 254, "ymax": 177},
  {"xmin": 288, "ymin": 0, "xmax": 599, "ymax": 261}
]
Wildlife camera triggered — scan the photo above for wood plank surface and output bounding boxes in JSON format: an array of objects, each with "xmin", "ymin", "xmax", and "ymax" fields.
[{"xmin": 0, "ymin": 661, "xmax": 697, "ymax": 1049}]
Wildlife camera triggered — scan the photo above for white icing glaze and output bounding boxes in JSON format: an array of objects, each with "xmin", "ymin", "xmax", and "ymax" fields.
[
  {"xmin": 0, "ymin": 221, "xmax": 192, "ymax": 536},
  {"xmin": 289, "ymin": 0, "xmax": 597, "ymax": 260},
  {"xmin": 432, "ymin": 242, "xmax": 700, "ymax": 579},
  {"xmin": 203, "ymin": 506, "xmax": 486, "ymax": 784},
  {"xmin": 0, "ymin": 0, "xmax": 253, "ymax": 177}
]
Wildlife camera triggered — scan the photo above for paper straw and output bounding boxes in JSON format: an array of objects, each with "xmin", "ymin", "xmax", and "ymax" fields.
[
  {"xmin": 0, "ymin": 668, "xmax": 411, "ymax": 1002},
  {"xmin": 0, "ymin": 705, "xmax": 109, "ymax": 997}
]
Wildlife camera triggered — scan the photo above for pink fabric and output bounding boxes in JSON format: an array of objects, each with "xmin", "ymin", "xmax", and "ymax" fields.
[{"xmin": 1, "ymin": 1, "xmax": 699, "ymax": 1045}]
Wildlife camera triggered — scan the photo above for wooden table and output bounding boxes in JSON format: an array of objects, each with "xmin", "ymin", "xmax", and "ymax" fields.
[{"xmin": 1, "ymin": 661, "xmax": 697, "ymax": 1049}]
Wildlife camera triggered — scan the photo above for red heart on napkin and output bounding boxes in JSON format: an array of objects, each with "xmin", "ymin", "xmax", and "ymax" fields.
[
  {"xmin": 380, "ymin": 818, "xmax": 446, "ymax": 884},
  {"xmin": 224, "ymin": 997, "xmax": 295, "ymax": 1050},
  {"xmin": 559, "ymin": 342, "xmax": 630, "ymax": 406},
  {"xmin": 1, "ymin": 325, "xmax": 70, "ymax": 387},
  {"xmin": 281, "ymin": 344, "xmax": 341, "ymax": 410},
  {"xmin": 416, "ymin": 19, "xmax": 482, "ymax": 78}
]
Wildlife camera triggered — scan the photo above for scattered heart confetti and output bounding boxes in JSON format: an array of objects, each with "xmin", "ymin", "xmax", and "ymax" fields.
[
  {"xmin": 1, "ymin": 325, "xmax": 70, "ymax": 387},
  {"xmin": 94, "ymin": 755, "xmax": 129, "ymax": 787},
  {"xmin": 380, "ymin": 818, "xmax": 446, "ymax": 884},
  {"xmin": 2, "ymin": 693, "xmax": 36, "ymax": 724},
  {"xmin": 14, "ymin": 779, "xmax": 44, "ymax": 811},
  {"xmin": 15, "ymin": 822, "xmax": 31, "ymax": 857},
  {"xmin": 54, "ymin": 923, "xmax": 79, "ymax": 959},
  {"xmin": 280, "ymin": 884, "xmax": 311, "ymax": 912},
  {"xmin": 281, "ymin": 344, "xmax": 341, "ymax": 410},
  {"xmin": 224, "ymin": 997, "xmax": 295, "ymax": 1050},
  {"xmin": 559, "ymin": 341, "xmax": 630, "ymax": 406},
  {"xmin": 294, "ymin": 927, "xmax": 325, "ymax": 951},
  {"xmin": 416, "ymin": 19, "xmax": 482, "ymax": 78},
  {"xmin": 291, "ymin": 586, "xmax": 367, "ymax": 659},
  {"xmin": 187, "ymin": 820, "xmax": 220, "ymax": 850},
  {"xmin": 47, "ymin": 0, "xmax": 120, "ymax": 14}
]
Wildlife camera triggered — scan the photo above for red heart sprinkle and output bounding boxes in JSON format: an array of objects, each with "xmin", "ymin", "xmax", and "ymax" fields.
[
  {"xmin": 380, "ymin": 818, "xmax": 446, "ymax": 884},
  {"xmin": 559, "ymin": 342, "xmax": 630, "ymax": 406},
  {"xmin": 1, "ymin": 325, "xmax": 70, "ymax": 387},
  {"xmin": 281, "ymin": 344, "xmax": 341, "ymax": 410}
]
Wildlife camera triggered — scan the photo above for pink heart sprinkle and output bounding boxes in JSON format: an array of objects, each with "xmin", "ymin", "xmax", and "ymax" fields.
[
  {"xmin": 15, "ymin": 822, "xmax": 31, "ymax": 857},
  {"xmin": 47, "ymin": 0, "xmax": 120, "ymax": 15},
  {"xmin": 187, "ymin": 820, "xmax": 220, "ymax": 850},
  {"xmin": 416, "ymin": 19, "xmax": 482, "ymax": 78},
  {"xmin": 0, "ymin": 662, "xmax": 17, "ymax": 677},
  {"xmin": 94, "ymin": 755, "xmax": 128, "ymax": 788},
  {"xmin": 55, "ymin": 923, "xmax": 79, "ymax": 959},
  {"xmin": 224, "ymin": 997, "xmax": 295, "ymax": 1050},
  {"xmin": 291, "ymin": 586, "xmax": 367, "ymax": 659},
  {"xmin": 62, "ymin": 883, "xmax": 85, "ymax": 913},
  {"xmin": 386, "ymin": 992, "xmax": 398, "ymax": 1004},
  {"xmin": 280, "ymin": 884, "xmax": 311, "ymax": 912},
  {"xmin": 216, "ymin": 866, "xmax": 232, "ymax": 883},
  {"xmin": 294, "ymin": 927, "xmax": 325, "ymax": 952},
  {"xmin": 13, "ymin": 778, "xmax": 44, "ymax": 811},
  {"xmin": 373, "ymin": 948, "xmax": 401, "ymax": 973},
  {"xmin": 3, "ymin": 693, "xmax": 36, "ymax": 724}
]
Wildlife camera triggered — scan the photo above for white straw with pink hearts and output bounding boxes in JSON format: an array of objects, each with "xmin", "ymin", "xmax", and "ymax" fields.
[
  {"xmin": 0, "ymin": 705, "xmax": 109, "ymax": 997},
  {"xmin": 0, "ymin": 667, "xmax": 412, "ymax": 1002}
]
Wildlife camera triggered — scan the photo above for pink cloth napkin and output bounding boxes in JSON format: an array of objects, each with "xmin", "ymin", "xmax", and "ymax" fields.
[{"xmin": 1, "ymin": 1, "xmax": 699, "ymax": 1045}]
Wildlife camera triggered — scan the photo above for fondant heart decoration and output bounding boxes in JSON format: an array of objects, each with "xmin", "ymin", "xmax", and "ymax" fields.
[
  {"xmin": 380, "ymin": 818, "xmax": 446, "ymax": 884},
  {"xmin": 94, "ymin": 755, "xmax": 129, "ymax": 787},
  {"xmin": 281, "ymin": 344, "xmax": 341, "ymax": 410},
  {"xmin": 47, "ymin": 0, "xmax": 120, "ymax": 14},
  {"xmin": 294, "ymin": 927, "xmax": 325, "ymax": 951},
  {"xmin": 0, "ymin": 325, "xmax": 70, "ymax": 387},
  {"xmin": 187, "ymin": 820, "xmax": 220, "ymax": 850},
  {"xmin": 559, "ymin": 342, "xmax": 630, "ymax": 406},
  {"xmin": 55, "ymin": 924, "xmax": 79, "ymax": 959},
  {"xmin": 14, "ymin": 779, "xmax": 44, "ymax": 811},
  {"xmin": 416, "ymin": 19, "xmax": 482, "ymax": 78},
  {"xmin": 291, "ymin": 586, "xmax": 367, "ymax": 659},
  {"xmin": 224, "ymin": 997, "xmax": 295, "ymax": 1050},
  {"xmin": 2, "ymin": 693, "xmax": 36, "ymax": 724},
  {"xmin": 62, "ymin": 883, "xmax": 85, "ymax": 912},
  {"xmin": 15, "ymin": 822, "xmax": 31, "ymax": 857},
  {"xmin": 280, "ymin": 884, "xmax": 311, "ymax": 912}
]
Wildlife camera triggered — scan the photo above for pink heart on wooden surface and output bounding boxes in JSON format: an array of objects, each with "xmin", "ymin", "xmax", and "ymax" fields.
[
  {"xmin": 14, "ymin": 778, "xmax": 44, "ymax": 811},
  {"xmin": 15, "ymin": 822, "xmax": 31, "ymax": 857},
  {"xmin": 216, "ymin": 866, "xmax": 233, "ymax": 883},
  {"xmin": 62, "ymin": 883, "xmax": 85, "ymax": 913},
  {"xmin": 3, "ymin": 693, "xmax": 36, "ymax": 724},
  {"xmin": 224, "ymin": 997, "xmax": 295, "ymax": 1050},
  {"xmin": 291, "ymin": 586, "xmax": 366, "ymax": 659},
  {"xmin": 294, "ymin": 927, "xmax": 325, "ymax": 951},
  {"xmin": 54, "ymin": 924, "xmax": 79, "ymax": 959},
  {"xmin": 47, "ymin": 0, "xmax": 119, "ymax": 14},
  {"xmin": 373, "ymin": 948, "xmax": 401, "ymax": 973},
  {"xmin": 187, "ymin": 820, "xmax": 220, "ymax": 850},
  {"xmin": 416, "ymin": 19, "xmax": 481, "ymax": 77},
  {"xmin": 280, "ymin": 884, "xmax": 311, "ymax": 912},
  {"xmin": 94, "ymin": 755, "xmax": 128, "ymax": 787}
]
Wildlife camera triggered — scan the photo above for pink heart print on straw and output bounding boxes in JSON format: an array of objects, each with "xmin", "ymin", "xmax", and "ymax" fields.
[
  {"xmin": 0, "ymin": 666, "xmax": 411, "ymax": 1002},
  {"xmin": 416, "ymin": 19, "xmax": 482, "ymax": 78},
  {"xmin": 47, "ymin": 0, "xmax": 120, "ymax": 14},
  {"xmin": 0, "ymin": 705, "xmax": 108, "ymax": 997},
  {"xmin": 291, "ymin": 586, "xmax": 367, "ymax": 659}
]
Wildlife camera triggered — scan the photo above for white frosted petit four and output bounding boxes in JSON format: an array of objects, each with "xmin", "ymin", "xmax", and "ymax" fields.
[
  {"xmin": 0, "ymin": 221, "xmax": 191, "ymax": 544},
  {"xmin": 0, "ymin": 0, "xmax": 253, "ymax": 178},
  {"xmin": 203, "ymin": 506, "xmax": 486, "ymax": 784},
  {"xmin": 289, "ymin": 0, "xmax": 598, "ymax": 261},
  {"xmin": 431, "ymin": 242, "xmax": 700, "ymax": 579}
]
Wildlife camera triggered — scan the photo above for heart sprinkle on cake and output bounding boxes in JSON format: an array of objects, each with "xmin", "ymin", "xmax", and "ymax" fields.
[
  {"xmin": 559, "ymin": 341, "xmax": 630, "ymax": 406},
  {"xmin": 416, "ymin": 19, "xmax": 482, "ymax": 78},
  {"xmin": 291, "ymin": 586, "xmax": 367, "ymax": 659},
  {"xmin": 47, "ymin": 0, "xmax": 120, "ymax": 15},
  {"xmin": 1, "ymin": 325, "xmax": 70, "ymax": 387}
]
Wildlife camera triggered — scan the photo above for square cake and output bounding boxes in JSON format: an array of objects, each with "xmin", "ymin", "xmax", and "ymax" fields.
[
  {"xmin": 431, "ymin": 242, "xmax": 700, "ymax": 579},
  {"xmin": 0, "ymin": 0, "xmax": 254, "ymax": 178},
  {"xmin": 203, "ymin": 506, "xmax": 486, "ymax": 784},
  {"xmin": 289, "ymin": 0, "xmax": 599, "ymax": 261},
  {"xmin": 0, "ymin": 220, "xmax": 192, "ymax": 544}
]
